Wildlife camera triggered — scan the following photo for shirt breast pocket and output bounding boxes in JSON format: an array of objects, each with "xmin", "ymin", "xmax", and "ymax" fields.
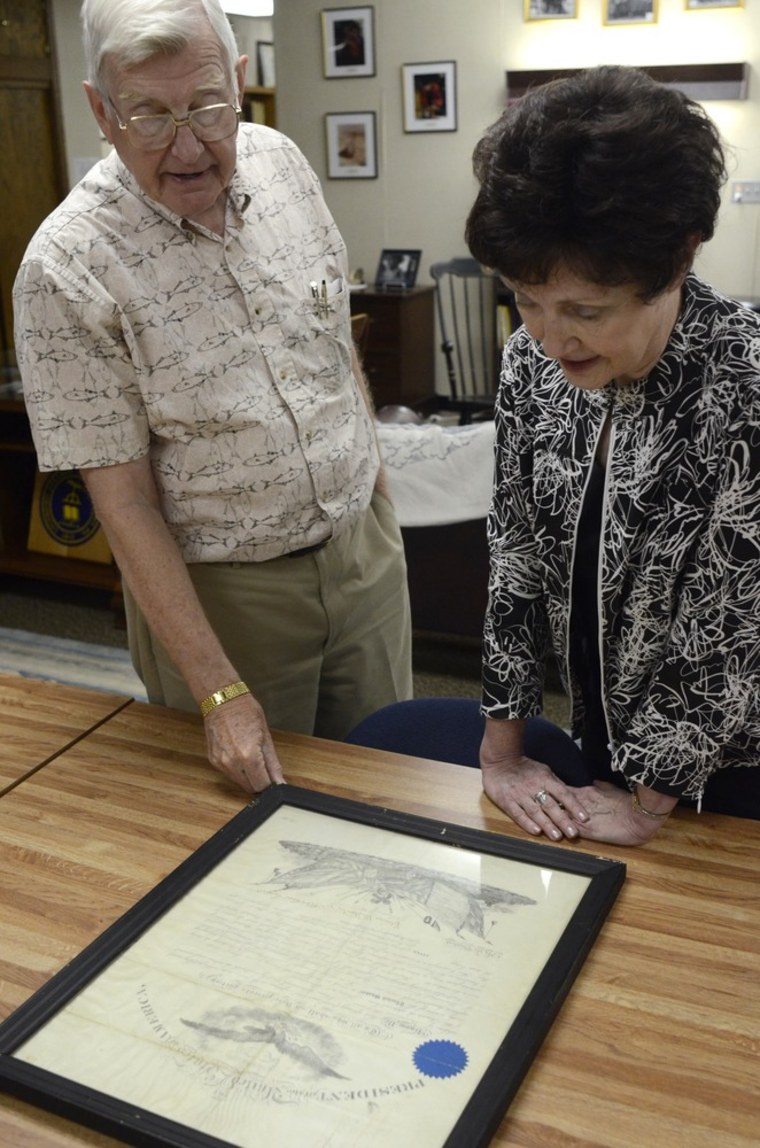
[{"xmin": 306, "ymin": 274, "xmax": 348, "ymax": 332}]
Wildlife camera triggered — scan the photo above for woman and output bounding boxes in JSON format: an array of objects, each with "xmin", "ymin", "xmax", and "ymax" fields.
[{"xmin": 466, "ymin": 66, "xmax": 760, "ymax": 846}]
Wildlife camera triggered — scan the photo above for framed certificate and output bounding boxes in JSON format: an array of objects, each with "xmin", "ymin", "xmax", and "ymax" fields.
[{"xmin": 0, "ymin": 786, "xmax": 625, "ymax": 1147}]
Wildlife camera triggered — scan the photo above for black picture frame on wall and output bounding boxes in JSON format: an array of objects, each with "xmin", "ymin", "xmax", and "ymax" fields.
[
  {"xmin": 401, "ymin": 61, "xmax": 457, "ymax": 133},
  {"xmin": 321, "ymin": 6, "xmax": 376, "ymax": 78},
  {"xmin": 256, "ymin": 41, "xmax": 275, "ymax": 88},
  {"xmin": 0, "ymin": 785, "xmax": 625, "ymax": 1148},
  {"xmin": 325, "ymin": 111, "xmax": 378, "ymax": 179}
]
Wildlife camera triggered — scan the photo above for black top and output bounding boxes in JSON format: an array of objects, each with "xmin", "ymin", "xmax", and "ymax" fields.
[{"xmin": 570, "ymin": 460, "xmax": 615, "ymax": 775}]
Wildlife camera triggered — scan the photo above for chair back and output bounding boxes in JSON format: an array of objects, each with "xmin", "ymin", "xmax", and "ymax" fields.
[
  {"xmin": 345, "ymin": 698, "xmax": 484, "ymax": 767},
  {"xmin": 430, "ymin": 258, "xmax": 500, "ymax": 417},
  {"xmin": 350, "ymin": 311, "xmax": 371, "ymax": 357}
]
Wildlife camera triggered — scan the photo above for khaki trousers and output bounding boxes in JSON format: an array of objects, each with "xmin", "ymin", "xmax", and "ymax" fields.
[{"xmin": 124, "ymin": 491, "xmax": 413, "ymax": 740}]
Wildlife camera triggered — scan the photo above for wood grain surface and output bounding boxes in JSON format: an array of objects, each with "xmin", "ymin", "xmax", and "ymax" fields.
[
  {"xmin": 0, "ymin": 673, "xmax": 130, "ymax": 793},
  {"xmin": 0, "ymin": 688, "xmax": 758, "ymax": 1146}
]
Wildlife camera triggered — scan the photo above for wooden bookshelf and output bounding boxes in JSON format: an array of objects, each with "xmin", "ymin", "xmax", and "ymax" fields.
[{"xmin": 242, "ymin": 86, "xmax": 276, "ymax": 128}]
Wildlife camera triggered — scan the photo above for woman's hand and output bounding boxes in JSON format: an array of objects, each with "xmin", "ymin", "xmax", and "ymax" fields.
[
  {"xmin": 574, "ymin": 782, "xmax": 676, "ymax": 846},
  {"xmin": 203, "ymin": 693, "xmax": 285, "ymax": 794},
  {"xmin": 480, "ymin": 718, "xmax": 676, "ymax": 846},
  {"xmin": 480, "ymin": 718, "xmax": 590, "ymax": 842}
]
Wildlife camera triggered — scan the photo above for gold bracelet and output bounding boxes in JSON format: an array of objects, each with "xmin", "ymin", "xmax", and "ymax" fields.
[
  {"xmin": 631, "ymin": 787, "xmax": 671, "ymax": 820},
  {"xmin": 199, "ymin": 680, "xmax": 250, "ymax": 718}
]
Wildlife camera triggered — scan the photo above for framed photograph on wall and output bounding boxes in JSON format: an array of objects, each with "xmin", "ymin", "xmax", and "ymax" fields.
[
  {"xmin": 604, "ymin": 0, "xmax": 658, "ymax": 21},
  {"xmin": 325, "ymin": 111, "xmax": 377, "ymax": 179},
  {"xmin": 524, "ymin": 0, "xmax": 578, "ymax": 19},
  {"xmin": 321, "ymin": 6, "xmax": 375, "ymax": 78},
  {"xmin": 401, "ymin": 61, "xmax": 457, "ymax": 133},
  {"xmin": 256, "ymin": 41, "xmax": 275, "ymax": 88},
  {"xmin": 0, "ymin": 785, "xmax": 625, "ymax": 1148},
  {"xmin": 685, "ymin": 0, "xmax": 743, "ymax": 7}
]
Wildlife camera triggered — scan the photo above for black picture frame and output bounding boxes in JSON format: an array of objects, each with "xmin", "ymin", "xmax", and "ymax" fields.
[
  {"xmin": 374, "ymin": 248, "xmax": 422, "ymax": 291},
  {"xmin": 401, "ymin": 61, "xmax": 457, "ymax": 133},
  {"xmin": 321, "ymin": 6, "xmax": 376, "ymax": 79},
  {"xmin": 255, "ymin": 41, "xmax": 275, "ymax": 89},
  {"xmin": 0, "ymin": 785, "xmax": 624, "ymax": 1148},
  {"xmin": 325, "ymin": 111, "xmax": 378, "ymax": 179}
]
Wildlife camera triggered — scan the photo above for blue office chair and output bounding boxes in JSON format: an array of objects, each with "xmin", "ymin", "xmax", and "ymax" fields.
[
  {"xmin": 345, "ymin": 697, "xmax": 484, "ymax": 767},
  {"xmin": 345, "ymin": 697, "xmax": 586, "ymax": 777}
]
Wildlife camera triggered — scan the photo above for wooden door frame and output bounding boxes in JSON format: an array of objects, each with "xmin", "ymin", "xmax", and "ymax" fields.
[{"xmin": 0, "ymin": 0, "xmax": 68, "ymax": 357}]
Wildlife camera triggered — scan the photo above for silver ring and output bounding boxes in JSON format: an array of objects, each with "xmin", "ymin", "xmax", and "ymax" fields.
[{"xmin": 533, "ymin": 788, "xmax": 549, "ymax": 807}]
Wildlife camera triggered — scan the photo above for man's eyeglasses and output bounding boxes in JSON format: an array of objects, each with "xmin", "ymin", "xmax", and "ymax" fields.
[{"xmin": 110, "ymin": 101, "xmax": 242, "ymax": 151}]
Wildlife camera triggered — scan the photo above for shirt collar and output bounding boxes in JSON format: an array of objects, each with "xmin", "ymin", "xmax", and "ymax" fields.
[{"xmin": 114, "ymin": 153, "xmax": 250, "ymax": 241}]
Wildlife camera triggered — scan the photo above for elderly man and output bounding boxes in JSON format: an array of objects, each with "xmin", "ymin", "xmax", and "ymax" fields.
[{"xmin": 13, "ymin": 0, "xmax": 412, "ymax": 793}]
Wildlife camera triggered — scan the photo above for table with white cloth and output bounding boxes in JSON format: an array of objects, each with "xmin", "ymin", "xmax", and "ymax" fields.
[{"xmin": 377, "ymin": 421, "xmax": 495, "ymax": 640}]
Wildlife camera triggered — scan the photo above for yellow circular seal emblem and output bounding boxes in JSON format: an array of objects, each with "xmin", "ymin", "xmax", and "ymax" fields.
[{"xmin": 38, "ymin": 471, "xmax": 101, "ymax": 547}]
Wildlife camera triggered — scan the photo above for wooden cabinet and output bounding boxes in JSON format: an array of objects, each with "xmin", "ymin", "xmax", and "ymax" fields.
[
  {"xmin": 1, "ymin": 1, "xmax": 68, "ymax": 358},
  {"xmin": 350, "ymin": 287, "xmax": 436, "ymax": 410},
  {"xmin": 0, "ymin": 381, "xmax": 120, "ymax": 595},
  {"xmin": 402, "ymin": 519, "xmax": 488, "ymax": 641}
]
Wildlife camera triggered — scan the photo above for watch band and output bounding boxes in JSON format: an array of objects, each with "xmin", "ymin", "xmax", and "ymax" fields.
[{"xmin": 199, "ymin": 680, "xmax": 250, "ymax": 718}]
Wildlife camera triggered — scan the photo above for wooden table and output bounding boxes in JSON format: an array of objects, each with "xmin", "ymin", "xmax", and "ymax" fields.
[
  {"xmin": 0, "ymin": 676, "xmax": 758, "ymax": 1146},
  {"xmin": 0, "ymin": 674, "xmax": 130, "ymax": 794}
]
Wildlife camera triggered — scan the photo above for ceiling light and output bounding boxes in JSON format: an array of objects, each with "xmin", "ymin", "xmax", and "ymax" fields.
[{"xmin": 222, "ymin": 1, "xmax": 274, "ymax": 16}]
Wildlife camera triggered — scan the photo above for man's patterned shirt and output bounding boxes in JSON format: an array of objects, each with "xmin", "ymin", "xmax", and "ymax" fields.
[{"xmin": 14, "ymin": 125, "xmax": 378, "ymax": 562}]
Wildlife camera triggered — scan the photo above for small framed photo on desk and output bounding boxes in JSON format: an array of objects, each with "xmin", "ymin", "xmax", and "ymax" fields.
[{"xmin": 374, "ymin": 249, "xmax": 421, "ymax": 291}]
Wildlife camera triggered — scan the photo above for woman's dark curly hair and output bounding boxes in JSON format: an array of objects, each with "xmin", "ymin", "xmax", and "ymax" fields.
[{"xmin": 465, "ymin": 66, "xmax": 727, "ymax": 300}]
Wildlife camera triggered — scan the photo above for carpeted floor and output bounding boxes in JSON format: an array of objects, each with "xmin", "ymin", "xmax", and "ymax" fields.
[
  {"xmin": 0, "ymin": 575, "xmax": 571, "ymax": 725},
  {"xmin": 0, "ymin": 624, "xmax": 148, "ymax": 699}
]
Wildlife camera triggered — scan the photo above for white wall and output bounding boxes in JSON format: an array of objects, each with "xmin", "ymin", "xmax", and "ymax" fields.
[
  {"xmin": 50, "ymin": 0, "xmax": 760, "ymax": 296},
  {"xmin": 53, "ymin": 0, "xmax": 101, "ymax": 185},
  {"xmin": 274, "ymin": 0, "xmax": 760, "ymax": 297}
]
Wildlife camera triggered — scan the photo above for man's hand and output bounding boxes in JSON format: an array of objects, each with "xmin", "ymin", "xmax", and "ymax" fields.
[{"xmin": 203, "ymin": 693, "xmax": 285, "ymax": 794}]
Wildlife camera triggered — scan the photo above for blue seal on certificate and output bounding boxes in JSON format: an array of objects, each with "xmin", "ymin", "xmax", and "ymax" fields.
[{"xmin": 413, "ymin": 1039, "xmax": 468, "ymax": 1079}]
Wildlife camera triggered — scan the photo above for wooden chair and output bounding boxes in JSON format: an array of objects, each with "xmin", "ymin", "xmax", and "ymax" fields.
[
  {"xmin": 430, "ymin": 258, "xmax": 500, "ymax": 425},
  {"xmin": 350, "ymin": 311, "xmax": 371, "ymax": 357}
]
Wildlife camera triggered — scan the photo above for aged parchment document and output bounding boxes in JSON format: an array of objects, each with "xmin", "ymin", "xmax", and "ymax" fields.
[{"xmin": 17, "ymin": 805, "xmax": 589, "ymax": 1147}]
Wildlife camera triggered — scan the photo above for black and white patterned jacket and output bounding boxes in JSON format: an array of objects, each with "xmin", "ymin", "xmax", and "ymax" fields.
[{"xmin": 483, "ymin": 275, "xmax": 760, "ymax": 802}]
